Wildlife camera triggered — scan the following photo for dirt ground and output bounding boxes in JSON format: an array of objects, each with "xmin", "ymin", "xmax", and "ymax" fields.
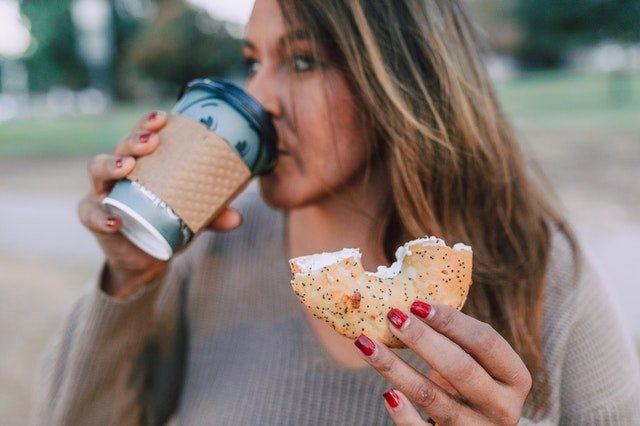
[{"xmin": 1, "ymin": 127, "xmax": 639, "ymax": 423}]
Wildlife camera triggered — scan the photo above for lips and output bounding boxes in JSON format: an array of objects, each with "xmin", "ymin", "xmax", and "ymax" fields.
[
  {"xmin": 277, "ymin": 143, "xmax": 291, "ymax": 155},
  {"xmin": 275, "ymin": 126, "xmax": 292, "ymax": 155}
]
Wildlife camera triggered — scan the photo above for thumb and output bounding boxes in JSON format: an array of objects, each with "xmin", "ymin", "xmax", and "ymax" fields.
[{"xmin": 206, "ymin": 207, "xmax": 243, "ymax": 233}]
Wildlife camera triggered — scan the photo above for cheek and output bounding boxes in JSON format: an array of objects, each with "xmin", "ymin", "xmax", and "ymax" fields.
[
  {"xmin": 298, "ymin": 81, "xmax": 366, "ymax": 181},
  {"xmin": 258, "ymin": 156, "xmax": 306, "ymax": 208},
  {"xmin": 260, "ymin": 74, "xmax": 368, "ymax": 208}
]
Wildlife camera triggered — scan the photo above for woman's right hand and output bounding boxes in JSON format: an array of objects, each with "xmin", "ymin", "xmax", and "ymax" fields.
[{"xmin": 78, "ymin": 111, "xmax": 243, "ymax": 298}]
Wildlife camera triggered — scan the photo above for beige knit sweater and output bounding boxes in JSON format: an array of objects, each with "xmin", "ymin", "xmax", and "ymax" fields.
[{"xmin": 33, "ymin": 189, "xmax": 640, "ymax": 425}]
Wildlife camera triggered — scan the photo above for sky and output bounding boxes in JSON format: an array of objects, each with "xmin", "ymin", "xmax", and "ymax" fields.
[
  {"xmin": 186, "ymin": 0, "xmax": 255, "ymax": 24},
  {"xmin": 0, "ymin": 0, "xmax": 32, "ymax": 58}
]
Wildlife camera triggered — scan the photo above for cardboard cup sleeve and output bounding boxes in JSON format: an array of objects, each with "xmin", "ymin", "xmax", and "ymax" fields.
[{"xmin": 127, "ymin": 115, "xmax": 252, "ymax": 233}]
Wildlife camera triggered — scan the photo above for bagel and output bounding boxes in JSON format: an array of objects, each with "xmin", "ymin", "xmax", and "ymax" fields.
[{"xmin": 289, "ymin": 237, "xmax": 473, "ymax": 348}]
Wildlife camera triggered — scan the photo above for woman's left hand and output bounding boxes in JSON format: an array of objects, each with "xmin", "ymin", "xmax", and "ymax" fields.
[{"xmin": 354, "ymin": 301, "xmax": 532, "ymax": 425}]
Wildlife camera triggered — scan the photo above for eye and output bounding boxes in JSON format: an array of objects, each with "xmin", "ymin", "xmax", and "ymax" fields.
[
  {"xmin": 244, "ymin": 57, "xmax": 261, "ymax": 77},
  {"xmin": 292, "ymin": 55, "xmax": 316, "ymax": 73}
]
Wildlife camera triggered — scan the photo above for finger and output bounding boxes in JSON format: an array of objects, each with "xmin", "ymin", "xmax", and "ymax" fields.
[
  {"xmin": 205, "ymin": 208, "xmax": 243, "ymax": 232},
  {"xmin": 142, "ymin": 110, "xmax": 168, "ymax": 131},
  {"xmin": 353, "ymin": 334, "xmax": 476, "ymax": 425},
  {"xmin": 78, "ymin": 196, "xmax": 122, "ymax": 234},
  {"xmin": 114, "ymin": 129, "xmax": 161, "ymax": 158},
  {"xmin": 386, "ymin": 308, "xmax": 501, "ymax": 409},
  {"xmin": 114, "ymin": 110, "xmax": 167, "ymax": 156},
  {"xmin": 87, "ymin": 155, "xmax": 136, "ymax": 195},
  {"xmin": 410, "ymin": 301, "xmax": 531, "ymax": 389},
  {"xmin": 382, "ymin": 389, "xmax": 430, "ymax": 426}
]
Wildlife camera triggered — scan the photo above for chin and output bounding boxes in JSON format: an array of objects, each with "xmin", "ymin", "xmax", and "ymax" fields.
[
  {"xmin": 258, "ymin": 174, "xmax": 326, "ymax": 211},
  {"xmin": 258, "ymin": 174, "xmax": 303, "ymax": 210}
]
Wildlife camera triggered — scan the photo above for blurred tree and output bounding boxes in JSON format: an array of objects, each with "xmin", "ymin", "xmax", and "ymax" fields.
[
  {"xmin": 20, "ymin": 0, "xmax": 90, "ymax": 91},
  {"xmin": 111, "ymin": 0, "xmax": 154, "ymax": 98},
  {"xmin": 20, "ymin": 0, "xmax": 242, "ymax": 99},
  {"xmin": 123, "ymin": 0, "xmax": 244, "ymax": 97},
  {"xmin": 515, "ymin": 0, "xmax": 640, "ymax": 68}
]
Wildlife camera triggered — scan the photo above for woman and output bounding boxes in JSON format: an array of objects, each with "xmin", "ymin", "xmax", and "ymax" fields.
[{"xmin": 35, "ymin": 0, "xmax": 640, "ymax": 424}]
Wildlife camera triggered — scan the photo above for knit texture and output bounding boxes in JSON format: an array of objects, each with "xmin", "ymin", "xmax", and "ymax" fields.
[{"xmin": 33, "ymin": 189, "xmax": 640, "ymax": 425}]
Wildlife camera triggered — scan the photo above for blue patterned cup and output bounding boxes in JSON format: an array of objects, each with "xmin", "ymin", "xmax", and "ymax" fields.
[{"xmin": 102, "ymin": 78, "xmax": 277, "ymax": 260}]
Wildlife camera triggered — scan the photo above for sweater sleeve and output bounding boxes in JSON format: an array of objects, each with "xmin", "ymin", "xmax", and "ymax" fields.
[
  {"xmin": 518, "ymin": 268, "xmax": 640, "ymax": 426},
  {"xmin": 32, "ymin": 252, "xmax": 192, "ymax": 426},
  {"xmin": 517, "ymin": 228, "xmax": 640, "ymax": 425},
  {"xmin": 557, "ymin": 256, "xmax": 640, "ymax": 425}
]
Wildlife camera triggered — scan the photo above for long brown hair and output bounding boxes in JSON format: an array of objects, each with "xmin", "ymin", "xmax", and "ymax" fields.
[{"xmin": 278, "ymin": 0, "xmax": 578, "ymax": 415}]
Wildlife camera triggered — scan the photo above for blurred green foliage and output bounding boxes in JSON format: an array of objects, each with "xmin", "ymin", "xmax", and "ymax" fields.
[
  {"xmin": 19, "ymin": 0, "xmax": 243, "ymax": 99},
  {"xmin": 16, "ymin": 0, "xmax": 640, "ymax": 95},
  {"xmin": 20, "ymin": 0, "xmax": 90, "ymax": 91},
  {"xmin": 515, "ymin": 0, "xmax": 640, "ymax": 67},
  {"xmin": 122, "ymin": 1, "xmax": 243, "ymax": 96}
]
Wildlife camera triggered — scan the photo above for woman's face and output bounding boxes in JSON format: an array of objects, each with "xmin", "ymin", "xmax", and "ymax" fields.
[{"xmin": 245, "ymin": 0, "xmax": 369, "ymax": 209}]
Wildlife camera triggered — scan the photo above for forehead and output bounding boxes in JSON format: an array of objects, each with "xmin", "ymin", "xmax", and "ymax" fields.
[{"xmin": 246, "ymin": 0, "xmax": 287, "ymax": 43}]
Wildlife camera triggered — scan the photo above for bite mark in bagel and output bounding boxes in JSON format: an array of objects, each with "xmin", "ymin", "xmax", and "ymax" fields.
[{"xmin": 289, "ymin": 237, "xmax": 473, "ymax": 348}]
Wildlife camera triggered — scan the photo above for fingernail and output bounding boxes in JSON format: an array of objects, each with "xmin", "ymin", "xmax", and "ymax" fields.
[
  {"xmin": 387, "ymin": 308, "xmax": 410, "ymax": 330},
  {"xmin": 147, "ymin": 111, "xmax": 165, "ymax": 122},
  {"xmin": 138, "ymin": 132, "xmax": 152, "ymax": 143},
  {"xmin": 410, "ymin": 301, "xmax": 435, "ymax": 320},
  {"xmin": 106, "ymin": 216, "xmax": 120, "ymax": 229},
  {"xmin": 115, "ymin": 158, "xmax": 123, "ymax": 168},
  {"xmin": 383, "ymin": 389, "xmax": 400, "ymax": 409},
  {"xmin": 354, "ymin": 334, "xmax": 377, "ymax": 356}
]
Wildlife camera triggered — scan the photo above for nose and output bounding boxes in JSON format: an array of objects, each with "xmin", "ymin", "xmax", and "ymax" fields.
[{"xmin": 246, "ymin": 70, "xmax": 283, "ymax": 119}]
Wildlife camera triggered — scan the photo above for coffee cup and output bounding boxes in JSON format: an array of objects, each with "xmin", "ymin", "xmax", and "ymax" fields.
[{"xmin": 102, "ymin": 78, "xmax": 277, "ymax": 260}]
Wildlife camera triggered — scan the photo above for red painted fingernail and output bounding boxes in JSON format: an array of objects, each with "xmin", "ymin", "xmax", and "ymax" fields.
[
  {"xmin": 383, "ymin": 389, "xmax": 400, "ymax": 409},
  {"xmin": 106, "ymin": 216, "xmax": 120, "ymax": 229},
  {"xmin": 387, "ymin": 308, "xmax": 409, "ymax": 330},
  {"xmin": 138, "ymin": 132, "xmax": 152, "ymax": 143},
  {"xmin": 354, "ymin": 334, "xmax": 376, "ymax": 356},
  {"xmin": 147, "ymin": 111, "xmax": 159, "ymax": 121},
  {"xmin": 115, "ymin": 158, "xmax": 123, "ymax": 168},
  {"xmin": 410, "ymin": 301, "xmax": 433, "ymax": 319}
]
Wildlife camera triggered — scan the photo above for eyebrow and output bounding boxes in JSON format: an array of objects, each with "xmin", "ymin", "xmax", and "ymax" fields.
[
  {"xmin": 279, "ymin": 29, "xmax": 311, "ymax": 46},
  {"xmin": 243, "ymin": 29, "xmax": 311, "ymax": 50}
]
